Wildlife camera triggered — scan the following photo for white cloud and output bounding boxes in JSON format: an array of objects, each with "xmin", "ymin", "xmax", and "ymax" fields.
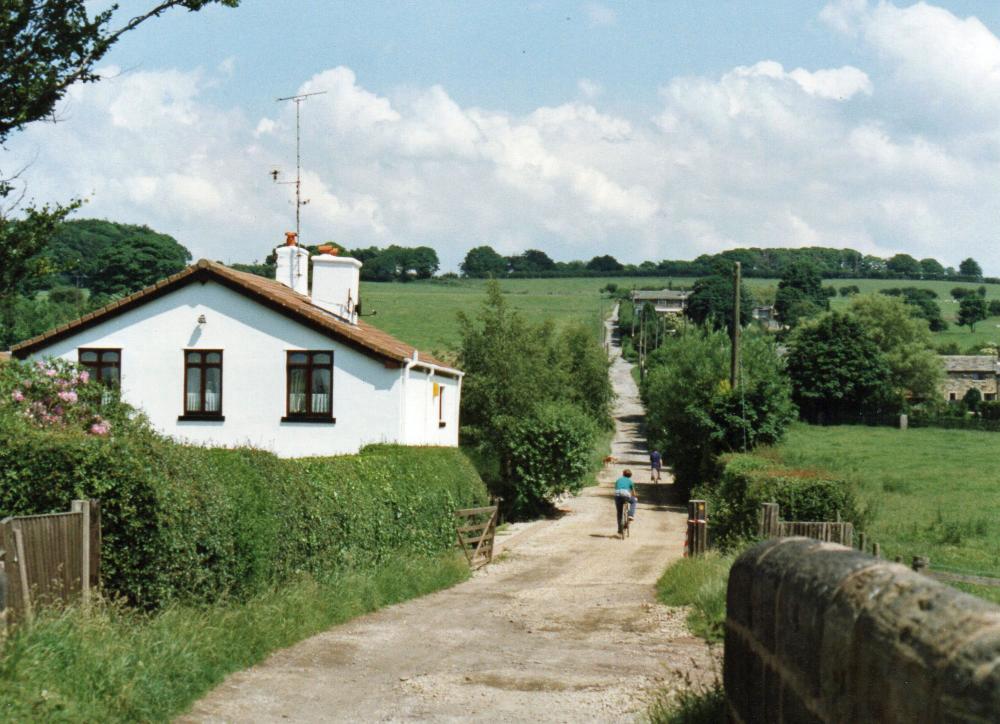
[
  {"xmin": 7, "ymin": 3, "xmax": 1000, "ymax": 274},
  {"xmin": 584, "ymin": 2, "xmax": 616, "ymax": 27}
]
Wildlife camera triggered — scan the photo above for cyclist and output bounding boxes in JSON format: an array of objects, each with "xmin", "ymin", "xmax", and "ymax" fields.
[
  {"xmin": 614, "ymin": 469, "xmax": 638, "ymax": 534},
  {"xmin": 650, "ymin": 449, "xmax": 662, "ymax": 483}
]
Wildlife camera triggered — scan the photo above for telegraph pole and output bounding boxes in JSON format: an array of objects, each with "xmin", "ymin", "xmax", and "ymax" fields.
[{"xmin": 731, "ymin": 261, "xmax": 742, "ymax": 388}]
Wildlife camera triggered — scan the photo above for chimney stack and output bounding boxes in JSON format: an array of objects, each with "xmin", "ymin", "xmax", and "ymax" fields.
[
  {"xmin": 311, "ymin": 246, "xmax": 362, "ymax": 323},
  {"xmin": 274, "ymin": 232, "xmax": 310, "ymax": 295}
]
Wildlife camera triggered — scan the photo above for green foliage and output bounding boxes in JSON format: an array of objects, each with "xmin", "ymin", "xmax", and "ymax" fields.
[
  {"xmin": 655, "ymin": 552, "xmax": 734, "ymax": 644},
  {"xmin": 963, "ymin": 387, "xmax": 983, "ymax": 411},
  {"xmin": 697, "ymin": 453, "xmax": 861, "ymax": 547},
  {"xmin": 460, "ymin": 245, "xmax": 508, "ymax": 278},
  {"xmin": 646, "ymin": 683, "xmax": 726, "ymax": 724},
  {"xmin": 839, "ymin": 285, "xmax": 860, "ymax": 297},
  {"xmin": 786, "ymin": 311, "xmax": 896, "ymax": 423},
  {"xmin": 0, "ymin": 419, "xmax": 487, "ymax": 609},
  {"xmin": 507, "ymin": 249, "xmax": 555, "ymax": 274},
  {"xmin": 774, "ymin": 260, "xmax": 829, "ymax": 326},
  {"xmin": 345, "ymin": 244, "xmax": 439, "ymax": 281},
  {"xmin": 958, "ymin": 296, "xmax": 989, "ymax": 332},
  {"xmin": 920, "ymin": 258, "xmax": 946, "ymax": 276},
  {"xmin": 642, "ymin": 329, "xmax": 796, "ymax": 493},
  {"xmin": 848, "ymin": 294, "xmax": 942, "ymax": 400},
  {"xmin": 959, "ymin": 257, "xmax": 983, "ymax": 280},
  {"xmin": 684, "ymin": 274, "xmax": 753, "ymax": 331},
  {"xmin": 457, "ymin": 281, "xmax": 611, "ymax": 515},
  {"xmin": 586, "ymin": 254, "xmax": 623, "ymax": 272},
  {"xmin": 886, "ymin": 253, "xmax": 921, "ymax": 277},
  {"xmin": 0, "ymin": 553, "xmax": 467, "ymax": 722},
  {"xmin": 492, "ymin": 402, "xmax": 597, "ymax": 515}
]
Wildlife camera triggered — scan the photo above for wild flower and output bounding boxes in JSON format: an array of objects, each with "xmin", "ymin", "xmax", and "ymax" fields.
[
  {"xmin": 89, "ymin": 419, "xmax": 111, "ymax": 436},
  {"xmin": 58, "ymin": 390, "xmax": 78, "ymax": 404},
  {"xmin": 11, "ymin": 390, "xmax": 24, "ymax": 402}
]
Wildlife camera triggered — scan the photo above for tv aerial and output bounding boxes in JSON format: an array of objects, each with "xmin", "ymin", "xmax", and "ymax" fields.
[{"xmin": 271, "ymin": 90, "xmax": 326, "ymax": 243}]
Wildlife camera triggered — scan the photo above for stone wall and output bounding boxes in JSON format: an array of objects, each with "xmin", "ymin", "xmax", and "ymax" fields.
[{"xmin": 725, "ymin": 537, "xmax": 1000, "ymax": 723}]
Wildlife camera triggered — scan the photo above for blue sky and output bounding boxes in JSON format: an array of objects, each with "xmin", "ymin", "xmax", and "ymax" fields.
[{"xmin": 11, "ymin": 1, "xmax": 1000, "ymax": 271}]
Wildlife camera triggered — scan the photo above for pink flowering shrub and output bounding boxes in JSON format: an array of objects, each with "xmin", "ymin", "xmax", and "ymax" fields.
[{"xmin": 0, "ymin": 358, "xmax": 124, "ymax": 436}]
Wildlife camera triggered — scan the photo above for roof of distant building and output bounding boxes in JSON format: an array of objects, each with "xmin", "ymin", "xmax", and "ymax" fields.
[
  {"xmin": 940, "ymin": 355, "xmax": 998, "ymax": 373},
  {"xmin": 631, "ymin": 289, "xmax": 691, "ymax": 301}
]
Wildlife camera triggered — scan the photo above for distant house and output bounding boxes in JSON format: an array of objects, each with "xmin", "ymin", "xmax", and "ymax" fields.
[
  {"xmin": 11, "ymin": 237, "xmax": 462, "ymax": 457},
  {"xmin": 940, "ymin": 356, "xmax": 999, "ymax": 402},
  {"xmin": 631, "ymin": 289, "xmax": 691, "ymax": 315},
  {"xmin": 752, "ymin": 305, "xmax": 781, "ymax": 331}
]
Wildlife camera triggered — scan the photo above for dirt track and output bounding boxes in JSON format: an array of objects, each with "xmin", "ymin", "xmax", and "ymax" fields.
[{"xmin": 181, "ymin": 310, "xmax": 716, "ymax": 723}]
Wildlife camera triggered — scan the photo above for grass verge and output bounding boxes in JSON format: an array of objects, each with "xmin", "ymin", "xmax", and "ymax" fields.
[
  {"xmin": 0, "ymin": 553, "xmax": 469, "ymax": 722},
  {"xmin": 655, "ymin": 552, "xmax": 734, "ymax": 644},
  {"xmin": 646, "ymin": 683, "xmax": 726, "ymax": 724}
]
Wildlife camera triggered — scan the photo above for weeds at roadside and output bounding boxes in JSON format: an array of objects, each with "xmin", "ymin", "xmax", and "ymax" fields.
[
  {"xmin": 655, "ymin": 552, "xmax": 734, "ymax": 644},
  {"xmin": 645, "ymin": 661, "xmax": 725, "ymax": 724}
]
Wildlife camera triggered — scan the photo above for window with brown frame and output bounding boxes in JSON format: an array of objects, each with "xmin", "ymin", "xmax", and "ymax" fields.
[
  {"xmin": 181, "ymin": 350, "xmax": 223, "ymax": 420},
  {"xmin": 284, "ymin": 351, "xmax": 334, "ymax": 422},
  {"xmin": 438, "ymin": 385, "xmax": 446, "ymax": 428},
  {"xmin": 78, "ymin": 348, "xmax": 121, "ymax": 388}
]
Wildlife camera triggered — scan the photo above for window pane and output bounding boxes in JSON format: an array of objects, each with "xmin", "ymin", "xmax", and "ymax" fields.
[
  {"xmin": 103, "ymin": 351, "xmax": 119, "ymax": 363},
  {"xmin": 312, "ymin": 353, "xmax": 332, "ymax": 365},
  {"xmin": 206, "ymin": 352, "xmax": 221, "ymax": 364},
  {"xmin": 187, "ymin": 351, "xmax": 202, "ymax": 363},
  {"xmin": 289, "ymin": 368, "xmax": 307, "ymax": 413},
  {"xmin": 102, "ymin": 366, "xmax": 120, "ymax": 388},
  {"xmin": 311, "ymin": 368, "xmax": 331, "ymax": 414},
  {"xmin": 186, "ymin": 367, "xmax": 202, "ymax": 411},
  {"xmin": 289, "ymin": 352, "xmax": 308, "ymax": 365},
  {"xmin": 205, "ymin": 368, "xmax": 221, "ymax": 412},
  {"xmin": 80, "ymin": 351, "xmax": 98, "ymax": 363}
]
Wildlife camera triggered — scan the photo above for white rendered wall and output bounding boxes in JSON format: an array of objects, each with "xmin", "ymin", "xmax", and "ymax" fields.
[
  {"xmin": 27, "ymin": 281, "xmax": 406, "ymax": 457},
  {"xmin": 402, "ymin": 366, "xmax": 461, "ymax": 446}
]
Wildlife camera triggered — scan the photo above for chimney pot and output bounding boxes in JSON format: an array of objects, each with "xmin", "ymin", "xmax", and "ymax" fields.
[{"xmin": 285, "ymin": 231, "xmax": 298, "ymax": 246}]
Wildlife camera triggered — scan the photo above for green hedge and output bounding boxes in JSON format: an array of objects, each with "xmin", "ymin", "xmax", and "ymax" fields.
[
  {"xmin": 0, "ymin": 424, "xmax": 488, "ymax": 609},
  {"xmin": 696, "ymin": 453, "xmax": 861, "ymax": 547}
]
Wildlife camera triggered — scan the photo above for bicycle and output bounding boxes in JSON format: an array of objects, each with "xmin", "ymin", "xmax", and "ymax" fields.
[{"xmin": 617, "ymin": 495, "xmax": 631, "ymax": 540}]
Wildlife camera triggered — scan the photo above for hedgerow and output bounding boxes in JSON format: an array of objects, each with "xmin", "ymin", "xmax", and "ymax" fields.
[
  {"xmin": 695, "ymin": 453, "xmax": 861, "ymax": 547},
  {"xmin": 0, "ymin": 420, "xmax": 488, "ymax": 609}
]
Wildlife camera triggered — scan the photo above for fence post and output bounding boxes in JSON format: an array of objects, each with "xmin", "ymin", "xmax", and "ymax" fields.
[
  {"xmin": 687, "ymin": 500, "xmax": 707, "ymax": 557},
  {"xmin": 12, "ymin": 527, "xmax": 31, "ymax": 623},
  {"xmin": 759, "ymin": 502, "xmax": 779, "ymax": 538},
  {"xmin": 859, "ymin": 532, "xmax": 868, "ymax": 552},
  {"xmin": 71, "ymin": 500, "xmax": 91, "ymax": 607},
  {"xmin": 872, "ymin": 542, "xmax": 881, "ymax": 559},
  {"xmin": 912, "ymin": 556, "xmax": 930, "ymax": 574}
]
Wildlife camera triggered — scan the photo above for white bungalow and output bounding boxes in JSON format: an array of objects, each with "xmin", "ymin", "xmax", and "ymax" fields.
[{"xmin": 11, "ymin": 238, "xmax": 462, "ymax": 457}]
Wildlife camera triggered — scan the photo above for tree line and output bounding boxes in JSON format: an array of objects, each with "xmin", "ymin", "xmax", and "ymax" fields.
[{"xmin": 459, "ymin": 244, "xmax": 990, "ymax": 282}]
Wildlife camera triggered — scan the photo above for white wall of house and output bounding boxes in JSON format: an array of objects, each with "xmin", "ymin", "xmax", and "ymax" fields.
[
  {"xmin": 401, "ymin": 366, "xmax": 461, "ymax": 446},
  {"xmin": 26, "ymin": 280, "xmax": 423, "ymax": 457}
]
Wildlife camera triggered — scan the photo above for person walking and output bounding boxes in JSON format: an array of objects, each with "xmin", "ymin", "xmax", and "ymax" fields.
[{"xmin": 650, "ymin": 449, "xmax": 662, "ymax": 483}]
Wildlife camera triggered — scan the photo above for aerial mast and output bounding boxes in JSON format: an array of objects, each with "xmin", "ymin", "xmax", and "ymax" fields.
[{"xmin": 272, "ymin": 90, "xmax": 327, "ymax": 243}]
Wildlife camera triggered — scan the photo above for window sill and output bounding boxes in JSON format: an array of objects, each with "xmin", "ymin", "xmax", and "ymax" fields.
[
  {"xmin": 438, "ymin": 421, "xmax": 447, "ymax": 428},
  {"xmin": 281, "ymin": 416, "xmax": 336, "ymax": 424},
  {"xmin": 178, "ymin": 414, "xmax": 225, "ymax": 422}
]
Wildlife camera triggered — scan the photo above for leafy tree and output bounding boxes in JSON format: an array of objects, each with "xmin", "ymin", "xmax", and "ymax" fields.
[
  {"xmin": 848, "ymin": 295, "xmax": 942, "ymax": 401},
  {"xmin": 988, "ymin": 300, "xmax": 1000, "ymax": 317},
  {"xmin": 460, "ymin": 245, "xmax": 507, "ymax": 278},
  {"xmin": 880, "ymin": 287, "xmax": 947, "ymax": 331},
  {"xmin": 951, "ymin": 286, "xmax": 977, "ymax": 301},
  {"xmin": 957, "ymin": 296, "xmax": 988, "ymax": 332},
  {"xmin": 508, "ymin": 249, "xmax": 555, "ymax": 274},
  {"xmin": 786, "ymin": 312, "xmax": 896, "ymax": 423},
  {"xmin": 0, "ymin": 1, "xmax": 238, "ymax": 320},
  {"xmin": 959, "ymin": 257, "xmax": 983, "ymax": 279},
  {"xmin": 684, "ymin": 274, "xmax": 753, "ymax": 331},
  {"xmin": 886, "ymin": 253, "xmax": 921, "ymax": 277},
  {"xmin": 920, "ymin": 258, "xmax": 945, "ymax": 277},
  {"xmin": 586, "ymin": 254, "xmax": 623, "ymax": 272},
  {"xmin": 839, "ymin": 285, "xmax": 860, "ymax": 297},
  {"xmin": 775, "ymin": 261, "xmax": 828, "ymax": 326},
  {"xmin": 642, "ymin": 329, "xmax": 795, "ymax": 493},
  {"xmin": 963, "ymin": 387, "xmax": 983, "ymax": 412}
]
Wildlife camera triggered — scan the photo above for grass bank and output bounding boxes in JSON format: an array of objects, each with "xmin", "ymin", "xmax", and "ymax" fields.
[
  {"xmin": 773, "ymin": 424, "xmax": 1000, "ymax": 603},
  {"xmin": 0, "ymin": 553, "xmax": 468, "ymax": 722}
]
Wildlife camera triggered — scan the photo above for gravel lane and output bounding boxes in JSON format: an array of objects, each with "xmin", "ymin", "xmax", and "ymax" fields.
[{"xmin": 180, "ymin": 309, "xmax": 717, "ymax": 723}]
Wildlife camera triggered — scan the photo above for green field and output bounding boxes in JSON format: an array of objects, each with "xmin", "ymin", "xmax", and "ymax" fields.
[
  {"xmin": 773, "ymin": 424, "xmax": 1000, "ymax": 603},
  {"xmin": 361, "ymin": 276, "xmax": 1000, "ymax": 354}
]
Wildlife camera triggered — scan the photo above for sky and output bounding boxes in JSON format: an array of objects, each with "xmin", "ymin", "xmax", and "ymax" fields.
[{"xmin": 8, "ymin": 0, "xmax": 1000, "ymax": 272}]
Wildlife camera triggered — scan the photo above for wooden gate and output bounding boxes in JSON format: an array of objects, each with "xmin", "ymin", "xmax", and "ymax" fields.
[
  {"xmin": 0, "ymin": 500, "xmax": 100, "ymax": 623},
  {"xmin": 455, "ymin": 505, "xmax": 498, "ymax": 569},
  {"xmin": 759, "ymin": 502, "xmax": 854, "ymax": 546}
]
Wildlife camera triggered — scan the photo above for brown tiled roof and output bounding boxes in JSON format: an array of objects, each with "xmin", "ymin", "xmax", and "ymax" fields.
[
  {"xmin": 11, "ymin": 259, "xmax": 458, "ymax": 373},
  {"xmin": 941, "ymin": 355, "xmax": 998, "ymax": 373}
]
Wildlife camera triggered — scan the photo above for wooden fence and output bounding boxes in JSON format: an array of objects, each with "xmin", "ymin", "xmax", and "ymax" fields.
[
  {"xmin": 455, "ymin": 504, "xmax": 498, "ymax": 569},
  {"xmin": 758, "ymin": 502, "xmax": 854, "ymax": 546},
  {"xmin": 685, "ymin": 499, "xmax": 708, "ymax": 557},
  {"xmin": 0, "ymin": 500, "xmax": 100, "ymax": 623}
]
